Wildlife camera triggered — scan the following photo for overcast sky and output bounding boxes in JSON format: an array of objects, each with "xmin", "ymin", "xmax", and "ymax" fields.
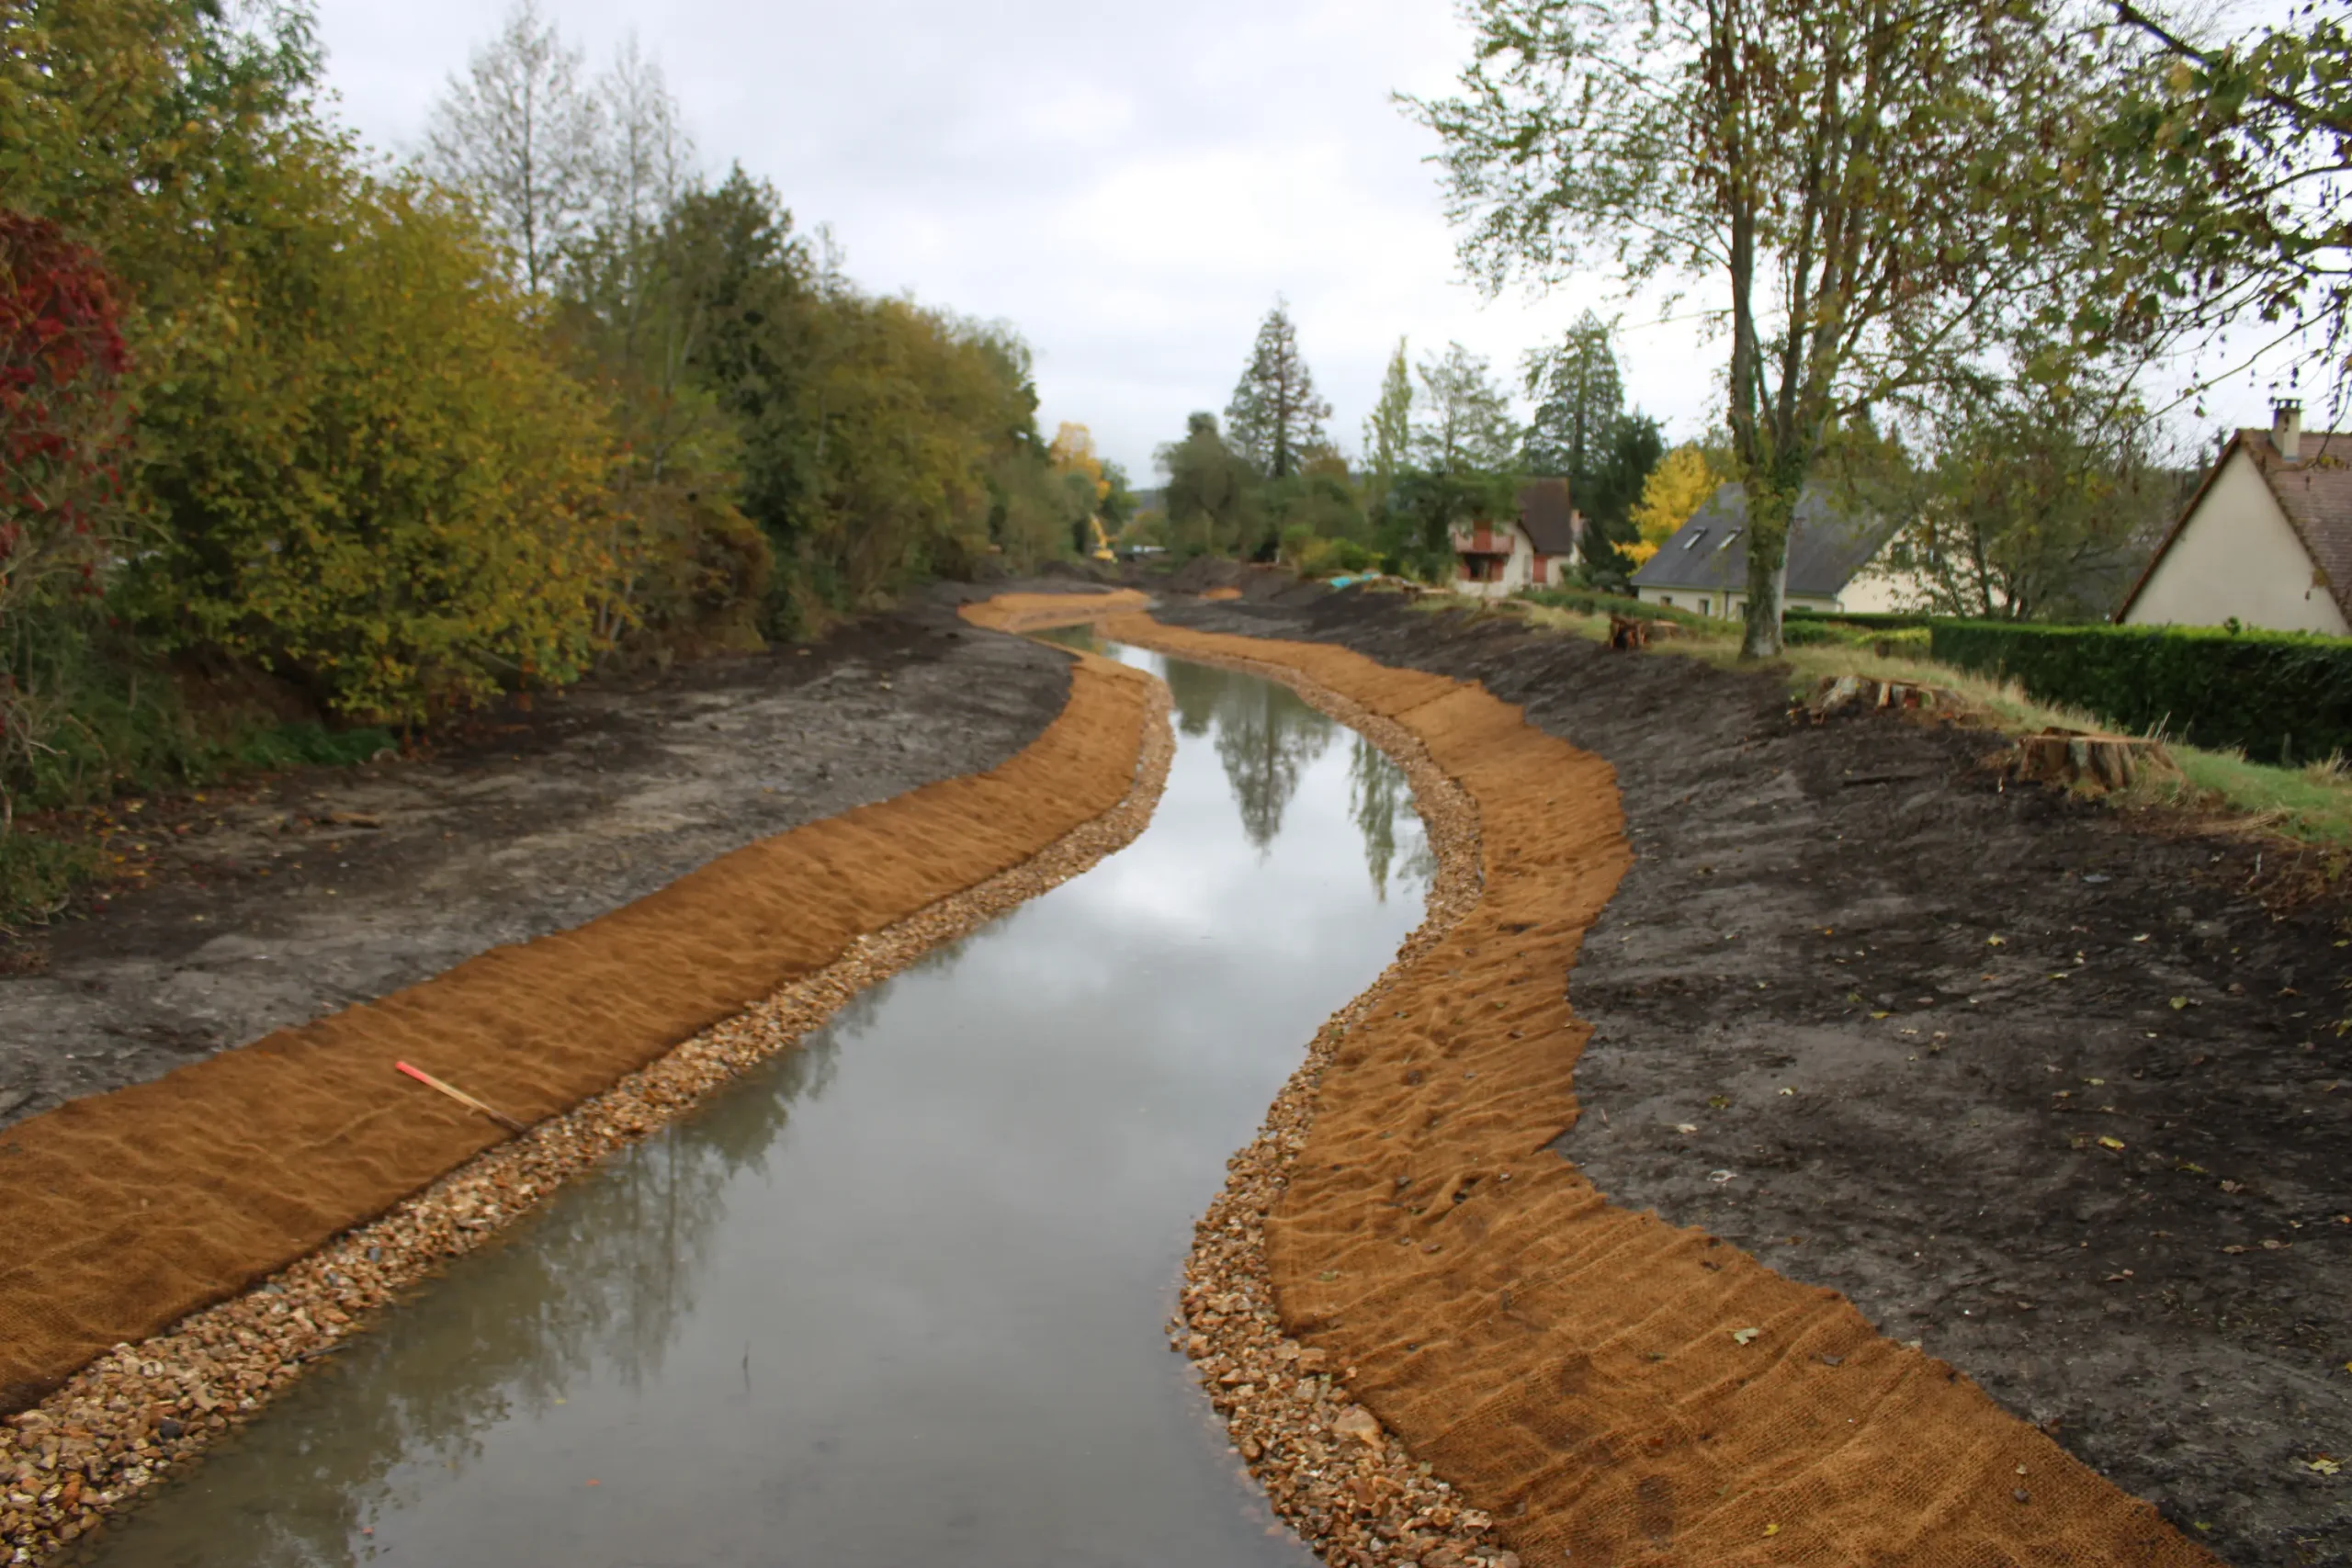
[{"xmin": 314, "ymin": 0, "xmax": 2298, "ymax": 482}]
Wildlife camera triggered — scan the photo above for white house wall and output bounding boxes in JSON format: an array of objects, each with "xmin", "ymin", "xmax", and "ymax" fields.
[
  {"xmin": 2127, "ymin": 448, "xmax": 2350, "ymax": 634},
  {"xmin": 1456, "ymin": 526, "xmax": 1540, "ymax": 600}
]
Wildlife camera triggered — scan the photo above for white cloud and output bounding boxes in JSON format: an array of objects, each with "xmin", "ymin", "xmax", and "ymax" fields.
[
  {"xmin": 312, "ymin": 0, "xmax": 1731, "ymax": 481},
  {"xmin": 313, "ymin": 0, "xmax": 2295, "ymax": 485}
]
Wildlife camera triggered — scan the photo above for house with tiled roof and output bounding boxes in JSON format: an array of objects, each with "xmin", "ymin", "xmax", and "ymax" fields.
[
  {"xmin": 2116, "ymin": 403, "xmax": 2352, "ymax": 634},
  {"xmin": 1628, "ymin": 481, "xmax": 1915, "ymax": 620},
  {"xmin": 1449, "ymin": 478, "xmax": 1583, "ymax": 598}
]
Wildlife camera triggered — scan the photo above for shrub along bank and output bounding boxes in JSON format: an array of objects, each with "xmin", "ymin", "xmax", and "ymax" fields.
[
  {"xmin": 1928, "ymin": 619, "xmax": 2352, "ymax": 762},
  {"xmin": 0, "ymin": 3, "xmax": 1086, "ymax": 921}
]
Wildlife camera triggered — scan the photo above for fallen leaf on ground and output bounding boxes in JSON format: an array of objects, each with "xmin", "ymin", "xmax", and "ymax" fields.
[
  {"xmin": 2222, "ymin": 1245, "xmax": 2250, "ymax": 1255},
  {"xmin": 1763, "ymin": 1522, "xmax": 1781, "ymax": 1537},
  {"xmin": 2097, "ymin": 1135, "xmax": 2126, "ymax": 1151},
  {"xmin": 2309, "ymin": 1457, "xmax": 2341, "ymax": 1476},
  {"xmin": 2170, "ymin": 996, "xmax": 2189, "ymax": 1010},
  {"xmin": 1986, "ymin": 935, "xmax": 2006, "ymax": 946},
  {"xmin": 1673, "ymin": 1122, "xmax": 1699, "ymax": 1134},
  {"xmin": 1733, "ymin": 1327, "xmax": 1762, "ymax": 1346}
]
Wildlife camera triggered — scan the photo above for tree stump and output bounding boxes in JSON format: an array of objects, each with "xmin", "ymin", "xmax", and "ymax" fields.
[
  {"xmin": 2013, "ymin": 729, "xmax": 2165, "ymax": 792},
  {"xmin": 1607, "ymin": 615, "xmax": 1652, "ymax": 650}
]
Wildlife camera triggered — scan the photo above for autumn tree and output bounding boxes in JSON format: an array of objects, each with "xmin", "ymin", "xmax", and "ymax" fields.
[
  {"xmin": 1885, "ymin": 370, "xmax": 2182, "ymax": 620},
  {"xmin": 1627, "ymin": 445, "xmax": 1722, "ymax": 564},
  {"xmin": 1225, "ymin": 299, "xmax": 1332, "ymax": 480},
  {"xmin": 1413, "ymin": 0, "xmax": 2148, "ymax": 654},
  {"xmin": 424, "ymin": 0, "xmax": 599, "ymax": 293},
  {"xmin": 0, "ymin": 215, "xmax": 130, "ymax": 820}
]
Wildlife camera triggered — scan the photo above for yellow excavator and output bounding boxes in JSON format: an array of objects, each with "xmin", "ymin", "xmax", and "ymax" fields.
[{"xmin": 1085, "ymin": 513, "xmax": 1116, "ymax": 563}]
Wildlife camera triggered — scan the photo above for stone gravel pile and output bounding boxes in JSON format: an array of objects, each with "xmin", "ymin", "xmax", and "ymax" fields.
[{"xmin": 2, "ymin": 673, "xmax": 1174, "ymax": 1567}]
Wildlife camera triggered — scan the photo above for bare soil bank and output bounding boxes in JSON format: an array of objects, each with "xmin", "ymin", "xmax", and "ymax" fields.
[
  {"xmin": 0, "ymin": 586, "xmax": 1079, "ymax": 1130},
  {"xmin": 1118, "ymin": 610, "xmax": 2213, "ymax": 1568},
  {"xmin": 1, "ymin": 641, "xmax": 1176, "ymax": 1566},
  {"xmin": 0, "ymin": 586, "xmax": 1148, "ymax": 1416},
  {"xmin": 1154, "ymin": 590, "xmax": 2347, "ymax": 1567}
]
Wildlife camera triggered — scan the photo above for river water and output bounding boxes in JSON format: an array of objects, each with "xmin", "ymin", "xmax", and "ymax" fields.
[{"xmin": 77, "ymin": 644, "xmax": 1431, "ymax": 1568}]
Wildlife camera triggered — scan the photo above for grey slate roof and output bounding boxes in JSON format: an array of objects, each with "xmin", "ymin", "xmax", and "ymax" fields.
[
  {"xmin": 1515, "ymin": 478, "xmax": 1580, "ymax": 557},
  {"xmin": 2117, "ymin": 428, "xmax": 2352, "ymax": 623},
  {"xmin": 1630, "ymin": 481, "xmax": 1896, "ymax": 597}
]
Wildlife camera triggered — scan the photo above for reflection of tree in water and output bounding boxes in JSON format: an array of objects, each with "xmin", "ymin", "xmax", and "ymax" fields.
[
  {"xmin": 1159, "ymin": 656, "xmax": 1227, "ymax": 739},
  {"xmin": 77, "ymin": 1016, "xmax": 872, "ymax": 1568},
  {"xmin": 1347, "ymin": 735, "xmax": 1437, "ymax": 901},
  {"xmin": 1160, "ymin": 659, "xmax": 1335, "ymax": 849}
]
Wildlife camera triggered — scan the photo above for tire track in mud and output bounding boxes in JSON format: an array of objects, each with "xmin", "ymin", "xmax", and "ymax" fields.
[{"xmin": 1109, "ymin": 612, "xmax": 2213, "ymax": 1568}]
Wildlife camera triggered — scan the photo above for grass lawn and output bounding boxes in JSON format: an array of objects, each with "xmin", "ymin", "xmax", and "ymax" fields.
[{"xmin": 1474, "ymin": 594, "xmax": 2352, "ymax": 850}]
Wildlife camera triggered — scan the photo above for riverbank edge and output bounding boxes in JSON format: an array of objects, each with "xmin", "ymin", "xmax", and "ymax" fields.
[
  {"xmin": 1104, "ymin": 610, "xmax": 2215, "ymax": 1568},
  {"xmin": 0, "ymin": 636, "xmax": 1172, "ymax": 1565},
  {"xmin": 1096, "ymin": 612, "xmax": 1518, "ymax": 1568}
]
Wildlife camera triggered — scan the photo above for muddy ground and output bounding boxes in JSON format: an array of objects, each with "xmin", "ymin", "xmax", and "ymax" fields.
[
  {"xmin": 0, "ymin": 583, "xmax": 1091, "ymax": 1132},
  {"xmin": 1157, "ymin": 587, "xmax": 2350, "ymax": 1568}
]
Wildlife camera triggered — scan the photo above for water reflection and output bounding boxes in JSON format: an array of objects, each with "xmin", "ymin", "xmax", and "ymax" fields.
[
  {"xmin": 1162, "ymin": 660, "xmax": 1335, "ymax": 851},
  {"xmin": 1348, "ymin": 734, "xmax": 1438, "ymax": 902},
  {"xmin": 80, "ymin": 649, "xmax": 1425, "ymax": 1568}
]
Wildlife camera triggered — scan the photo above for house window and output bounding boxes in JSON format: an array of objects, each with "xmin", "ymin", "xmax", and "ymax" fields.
[
  {"xmin": 1699, "ymin": 598, "xmax": 1710, "ymax": 616},
  {"xmin": 1682, "ymin": 528, "xmax": 1709, "ymax": 551},
  {"xmin": 1659, "ymin": 595, "xmax": 1674, "ymax": 606}
]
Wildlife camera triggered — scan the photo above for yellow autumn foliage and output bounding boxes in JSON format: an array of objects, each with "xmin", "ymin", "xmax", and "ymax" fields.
[{"xmin": 1626, "ymin": 444, "xmax": 1723, "ymax": 565}]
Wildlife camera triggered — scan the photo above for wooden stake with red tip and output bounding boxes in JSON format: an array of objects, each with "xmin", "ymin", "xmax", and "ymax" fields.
[{"xmin": 394, "ymin": 1060, "xmax": 527, "ymax": 1134}]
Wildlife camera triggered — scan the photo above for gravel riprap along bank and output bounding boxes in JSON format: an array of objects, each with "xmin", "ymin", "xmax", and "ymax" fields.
[
  {"xmin": 1, "ymin": 622, "xmax": 1167, "ymax": 1565},
  {"xmin": 1110, "ymin": 608, "xmax": 2216, "ymax": 1568}
]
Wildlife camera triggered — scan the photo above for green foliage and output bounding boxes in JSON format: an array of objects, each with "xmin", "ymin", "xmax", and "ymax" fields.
[
  {"xmin": 1521, "ymin": 586, "xmax": 1712, "ymax": 627},
  {"xmin": 0, "ymin": 825, "xmax": 92, "ymax": 929},
  {"xmin": 1928, "ymin": 619, "xmax": 2352, "ymax": 761},
  {"xmin": 672, "ymin": 169, "xmax": 1061, "ymax": 627},
  {"xmin": 1362, "ymin": 337, "xmax": 1413, "ymax": 524},
  {"xmin": 235, "ymin": 721, "xmax": 398, "ymax": 769},
  {"xmin": 1521, "ymin": 310, "xmax": 1622, "ymax": 480},
  {"xmin": 123, "ymin": 163, "xmax": 621, "ymax": 726},
  {"xmin": 0, "ymin": 2, "xmax": 1076, "ymax": 896},
  {"xmin": 1412, "ymin": 0, "xmax": 2157, "ymax": 655},
  {"xmin": 2105, "ymin": 6, "xmax": 2352, "ymax": 398},
  {"xmin": 1157, "ymin": 412, "xmax": 1266, "ymax": 558},
  {"xmin": 1224, "ymin": 298, "xmax": 1331, "ymax": 481},
  {"xmin": 1883, "ymin": 362, "xmax": 2183, "ymax": 621},
  {"xmin": 1382, "ymin": 466, "xmax": 1521, "ymax": 579},
  {"xmin": 1411, "ymin": 343, "xmax": 1518, "ymax": 474}
]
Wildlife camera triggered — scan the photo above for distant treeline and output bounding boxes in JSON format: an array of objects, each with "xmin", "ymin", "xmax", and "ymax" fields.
[{"xmin": 0, "ymin": 0, "xmax": 1092, "ymax": 868}]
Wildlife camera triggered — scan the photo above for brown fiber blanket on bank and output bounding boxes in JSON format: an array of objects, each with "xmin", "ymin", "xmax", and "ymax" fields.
[
  {"xmin": 0, "ymin": 651, "xmax": 1153, "ymax": 1411},
  {"xmin": 1108, "ymin": 614, "xmax": 2209, "ymax": 1568}
]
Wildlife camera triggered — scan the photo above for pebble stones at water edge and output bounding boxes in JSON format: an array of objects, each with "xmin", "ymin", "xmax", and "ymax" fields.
[
  {"xmin": 1126, "ymin": 633, "xmax": 1515, "ymax": 1568},
  {"xmin": 0, "ymin": 684, "xmax": 1176, "ymax": 1568}
]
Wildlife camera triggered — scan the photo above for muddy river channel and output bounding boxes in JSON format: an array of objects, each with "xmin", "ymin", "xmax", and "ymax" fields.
[{"xmin": 75, "ymin": 645, "xmax": 1430, "ymax": 1568}]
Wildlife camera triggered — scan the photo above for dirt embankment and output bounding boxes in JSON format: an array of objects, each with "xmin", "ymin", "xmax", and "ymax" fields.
[
  {"xmin": 1152, "ymin": 590, "xmax": 2346, "ymax": 1568},
  {"xmin": 1, "ymin": 589, "xmax": 1086, "ymax": 1131},
  {"xmin": 0, "ymin": 590, "xmax": 1157, "ymax": 1423},
  {"xmin": 3, "ymin": 621, "xmax": 1175, "ymax": 1566},
  {"xmin": 1116, "ymin": 608, "xmax": 2222, "ymax": 1568}
]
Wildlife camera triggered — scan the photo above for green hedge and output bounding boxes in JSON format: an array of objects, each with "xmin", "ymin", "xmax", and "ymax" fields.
[
  {"xmin": 1928, "ymin": 620, "xmax": 2352, "ymax": 762},
  {"xmin": 1519, "ymin": 587, "xmax": 1715, "ymax": 628},
  {"xmin": 1783, "ymin": 608, "xmax": 1939, "ymax": 631}
]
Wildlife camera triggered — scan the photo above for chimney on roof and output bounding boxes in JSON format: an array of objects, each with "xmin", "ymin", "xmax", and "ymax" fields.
[{"xmin": 2274, "ymin": 399, "xmax": 2303, "ymax": 463}]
